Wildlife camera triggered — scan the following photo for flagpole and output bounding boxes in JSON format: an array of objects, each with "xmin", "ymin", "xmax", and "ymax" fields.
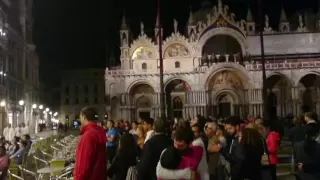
[
  {"xmin": 157, "ymin": 0, "xmax": 166, "ymax": 120},
  {"xmin": 258, "ymin": 0, "xmax": 268, "ymax": 122}
]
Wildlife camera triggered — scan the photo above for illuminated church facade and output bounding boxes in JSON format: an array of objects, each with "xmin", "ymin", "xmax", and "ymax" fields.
[{"xmin": 105, "ymin": 0, "xmax": 320, "ymax": 121}]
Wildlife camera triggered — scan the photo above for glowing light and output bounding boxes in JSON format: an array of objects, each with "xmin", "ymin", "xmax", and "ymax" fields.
[
  {"xmin": 0, "ymin": 100, "xmax": 5, "ymax": 107},
  {"xmin": 39, "ymin": 105, "xmax": 43, "ymax": 109},
  {"xmin": 19, "ymin": 100, "xmax": 24, "ymax": 106},
  {"xmin": 32, "ymin": 104, "xmax": 37, "ymax": 109}
]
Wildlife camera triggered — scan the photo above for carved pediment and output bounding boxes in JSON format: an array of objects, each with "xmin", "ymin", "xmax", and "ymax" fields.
[
  {"xmin": 130, "ymin": 34, "xmax": 156, "ymax": 59},
  {"xmin": 196, "ymin": 0, "xmax": 247, "ymax": 39}
]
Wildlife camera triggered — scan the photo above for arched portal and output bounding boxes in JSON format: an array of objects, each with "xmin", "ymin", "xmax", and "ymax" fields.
[
  {"xmin": 217, "ymin": 93, "xmax": 233, "ymax": 118},
  {"xmin": 265, "ymin": 74, "xmax": 293, "ymax": 117},
  {"xmin": 129, "ymin": 82, "xmax": 155, "ymax": 119},
  {"xmin": 165, "ymin": 79, "xmax": 190, "ymax": 120},
  {"xmin": 298, "ymin": 73, "xmax": 320, "ymax": 113},
  {"xmin": 207, "ymin": 69, "xmax": 246, "ymax": 117},
  {"xmin": 110, "ymin": 97, "xmax": 120, "ymax": 120},
  {"xmin": 201, "ymin": 35, "xmax": 243, "ymax": 65}
]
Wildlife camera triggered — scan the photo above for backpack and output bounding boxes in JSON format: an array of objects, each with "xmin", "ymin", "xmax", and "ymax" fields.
[{"xmin": 126, "ymin": 166, "xmax": 137, "ymax": 180}]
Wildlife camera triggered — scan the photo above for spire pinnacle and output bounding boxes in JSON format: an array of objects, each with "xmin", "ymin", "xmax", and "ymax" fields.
[
  {"xmin": 246, "ymin": 7, "xmax": 253, "ymax": 22},
  {"xmin": 188, "ymin": 6, "xmax": 194, "ymax": 25},
  {"xmin": 280, "ymin": 6, "xmax": 288, "ymax": 22},
  {"xmin": 121, "ymin": 12, "xmax": 127, "ymax": 30}
]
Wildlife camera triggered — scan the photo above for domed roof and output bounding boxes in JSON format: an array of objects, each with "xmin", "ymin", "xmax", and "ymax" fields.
[{"xmin": 193, "ymin": 1, "xmax": 213, "ymax": 22}]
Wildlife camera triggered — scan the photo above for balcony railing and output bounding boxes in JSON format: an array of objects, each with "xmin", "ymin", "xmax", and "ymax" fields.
[{"xmin": 106, "ymin": 59, "xmax": 320, "ymax": 76}]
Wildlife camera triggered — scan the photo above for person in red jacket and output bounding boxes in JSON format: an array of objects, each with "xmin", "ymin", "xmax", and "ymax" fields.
[
  {"xmin": 73, "ymin": 107, "xmax": 107, "ymax": 180},
  {"xmin": 266, "ymin": 129, "xmax": 280, "ymax": 180}
]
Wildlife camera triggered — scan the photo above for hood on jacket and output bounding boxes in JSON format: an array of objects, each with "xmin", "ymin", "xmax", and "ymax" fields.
[
  {"xmin": 95, "ymin": 125, "xmax": 108, "ymax": 145},
  {"xmin": 269, "ymin": 131, "xmax": 280, "ymax": 141},
  {"xmin": 81, "ymin": 122, "xmax": 107, "ymax": 145}
]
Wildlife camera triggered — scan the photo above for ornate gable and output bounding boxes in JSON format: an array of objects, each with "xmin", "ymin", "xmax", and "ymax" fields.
[
  {"xmin": 196, "ymin": 0, "xmax": 247, "ymax": 39},
  {"xmin": 163, "ymin": 33, "xmax": 191, "ymax": 58},
  {"xmin": 130, "ymin": 34, "xmax": 157, "ymax": 60}
]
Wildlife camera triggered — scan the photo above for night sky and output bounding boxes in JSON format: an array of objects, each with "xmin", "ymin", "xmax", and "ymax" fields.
[{"xmin": 32, "ymin": 0, "xmax": 317, "ymax": 84}]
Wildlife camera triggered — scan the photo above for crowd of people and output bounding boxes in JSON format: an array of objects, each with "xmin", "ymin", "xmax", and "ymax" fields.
[
  {"xmin": 0, "ymin": 123, "xmax": 33, "ymax": 180},
  {"xmin": 74, "ymin": 106, "xmax": 320, "ymax": 180}
]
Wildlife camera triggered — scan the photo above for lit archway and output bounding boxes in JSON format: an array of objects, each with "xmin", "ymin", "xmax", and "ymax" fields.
[
  {"xmin": 165, "ymin": 79, "xmax": 190, "ymax": 120},
  {"xmin": 265, "ymin": 73, "xmax": 293, "ymax": 117},
  {"xmin": 206, "ymin": 69, "xmax": 246, "ymax": 117},
  {"xmin": 128, "ymin": 82, "xmax": 155, "ymax": 119},
  {"xmin": 298, "ymin": 73, "xmax": 320, "ymax": 113}
]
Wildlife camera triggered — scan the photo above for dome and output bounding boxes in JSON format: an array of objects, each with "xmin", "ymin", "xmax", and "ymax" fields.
[{"xmin": 193, "ymin": 1, "xmax": 213, "ymax": 22}]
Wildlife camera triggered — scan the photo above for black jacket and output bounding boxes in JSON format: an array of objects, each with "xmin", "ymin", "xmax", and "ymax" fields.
[
  {"xmin": 107, "ymin": 152, "xmax": 137, "ymax": 180},
  {"xmin": 137, "ymin": 134, "xmax": 172, "ymax": 180}
]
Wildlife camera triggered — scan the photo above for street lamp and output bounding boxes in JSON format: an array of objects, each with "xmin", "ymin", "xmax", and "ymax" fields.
[
  {"xmin": 32, "ymin": 104, "xmax": 37, "ymax": 109},
  {"xmin": 0, "ymin": 100, "xmax": 5, "ymax": 107},
  {"xmin": 49, "ymin": 111, "xmax": 52, "ymax": 115},
  {"xmin": 53, "ymin": 112, "xmax": 58, "ymax": 116},
  {"xmin": 19, "ymin": 100, "xmax": 24, "ymax": 106},
  {"xmin": 39, "ymin": 105, "xmax": 43, "ymax": 110},
  {"xmin": 45, "ymin": 108, "xmax": 49, "ymax": 112}
]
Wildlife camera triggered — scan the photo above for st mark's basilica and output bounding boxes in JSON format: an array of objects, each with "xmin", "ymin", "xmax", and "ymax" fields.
[{"xmin": 104, "ymin": 0, "xmax": 320, "ymax": 121}]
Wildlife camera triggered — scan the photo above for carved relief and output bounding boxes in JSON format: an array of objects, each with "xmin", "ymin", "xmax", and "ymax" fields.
[
  {"xmin": 211, "ymin": 71, "xmax": 242, "ymax": 89},
  {"xmin": 136, "ymin": 96, "xmax": 151, "ymax": 108},
  {"xmin": 164, "ymin": 43, "xmax": 189, "ymax": 58},
  {"xmin": 132, "ymin": 46, "xmax": 154, "ymax": 60}
]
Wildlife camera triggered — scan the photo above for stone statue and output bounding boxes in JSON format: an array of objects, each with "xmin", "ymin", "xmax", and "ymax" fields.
[
  {"xmin": 298, "ymin": 15, "xmax": 303, "ymax": 28},
  {"xmin": 206, "ymin": 14, "xmax": 212, "ymax": 25},
  {"xmin": 140, "ymin": 22, "xmax": 144, "ymax": 35},
  {"xmin": 230, "ymin": 13, "xmax": 235, "ymax": 22},
  {"xmin": 213, "ymin": 6, "xmax": 218, "ymax": 16},
  {"xmin": 122, "ymin": 33, "xmax": 127, "ymax": 46},
  {"xmin": 265, "ymin": 15, "xmax": 269, "ymax": 28},
  {"xmin": 173, "ymin": 19, "xmax": 178, "ymax": 33},
  {"xmin": 224, "ymin": 5, "xmax": 229, "ymax": 16}
]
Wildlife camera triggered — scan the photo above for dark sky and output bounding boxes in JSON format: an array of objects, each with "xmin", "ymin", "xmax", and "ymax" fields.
[{"xmin": 33, "ymin": 0, "xmax": 318, "ymax": 84}]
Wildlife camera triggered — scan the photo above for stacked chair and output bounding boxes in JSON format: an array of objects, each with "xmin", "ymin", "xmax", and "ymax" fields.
[{"xmin": 7, "ymin": 134, "xmax": 78, "ymax": 180}]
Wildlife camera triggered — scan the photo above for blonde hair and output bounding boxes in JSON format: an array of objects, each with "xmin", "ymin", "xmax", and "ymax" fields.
[
  {"xmin": 245, "ymin": 123, "xmax": 265, "ymax": 136},
  {"xmin": 137, "ymin": 125, "xmax": 145, "ymax": 138},
  {"xmin": 255, "ymin": 119, "xmax": 263, "ymax": 125}
]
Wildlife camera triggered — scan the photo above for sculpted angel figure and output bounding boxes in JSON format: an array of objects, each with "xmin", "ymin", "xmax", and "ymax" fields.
[
  {"xmin": 212, "ymin": 6, "xmax": 218, "ymax": 16},
  {"xmin": 298, "ymin": 15, "xmax": 303, "ymax": 28},
  {"xmin": 206, "ymin": 13, "xmax": 212, "ymax": 25},
  {"xmin": 173, "ymin": 19, "xmax": 178, "ymax": 33},
  {"xmin": 140, "ymin": 22, "xmax": 144, "ymax": 35},
  {"xmin": 265, "ymin": 15, "xmax": 269, "ymax": 28},
  {"xmin": 224, "ymin": 6, "xmax": 229, "ymax": 16}
]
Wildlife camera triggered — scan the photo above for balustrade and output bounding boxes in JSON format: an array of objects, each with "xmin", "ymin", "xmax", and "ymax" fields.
[{"xmin": 105, "ymin": 57, "xmax": 320, "ymax": 76}]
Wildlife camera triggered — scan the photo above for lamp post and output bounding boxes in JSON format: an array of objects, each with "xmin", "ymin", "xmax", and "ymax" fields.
[
  {"xmin": 258, "ymin": 0, "xmax": 268, "ymax": 122},
  {"xmin": 157, "ymin": 0, "xmax": 166, "ymax": 120},
  {"xmin": 18, "ymin": 100, "xmax": 26, "ymax": 126},
  {"xmin": 0, "ymin": 100, "xmax": 5, "ymax": 132},
  {"xmin": 32, "ymin": 104, "xmax": 38, "ymax": 134}
]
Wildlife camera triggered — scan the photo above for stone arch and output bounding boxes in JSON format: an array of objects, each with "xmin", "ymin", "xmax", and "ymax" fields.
[
  {"xmin": 213, "ymin": 89, "xmax": 240, "ymax": 105},
  {"xmin": 295, "ymin": 71, "xmax": 320, "ymax": 87},
  {"xmin": 296, "ymin": 72, "xmax": 320, "ymax": 113},
  {"xmin": 265, "ymin": 72, "xmax": 293, "ymax": 118},
  {"xmin": 164, "ymin": 77, "xmax": 191, "ymax": 92},
  {"xmin": 126, "ymin": 79, "xmax": 156, "ymax": 94},
  {"xmin": 136, "ymin": 95, "xmax": 151, "ymax": 108},
  {"xmin": 265, "ymin": 72, "xmax": 294, "ymax": 89},
  {"xmin": 197, "ymin": 27, "xmax": 247, "ymax": 56},
  {"xmin": 203, "ymin": 63, "xmax": 254, "ymax": 90}
]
